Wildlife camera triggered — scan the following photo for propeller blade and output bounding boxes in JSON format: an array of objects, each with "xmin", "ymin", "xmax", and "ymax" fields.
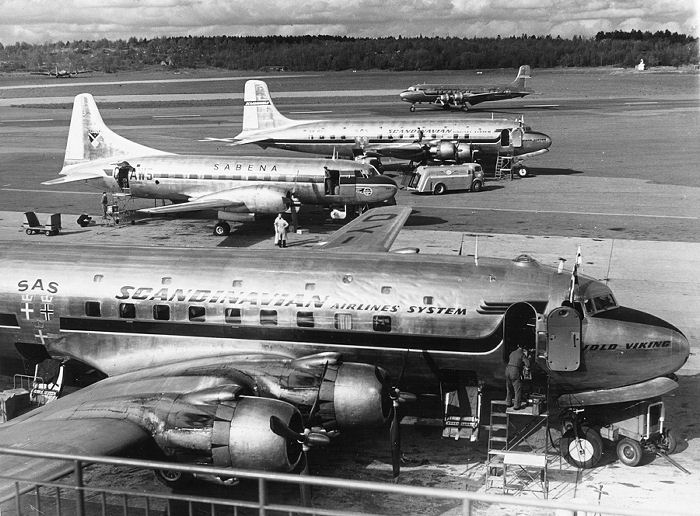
[
  {"xmin": 390, "ymin": 397, "xmax": 401, "ymax": 480},
  {"xmin": 298, "ymin": 453, "xmax": 313, "ymax": 507},
  {"xmin": 270, "ymin": 415, "xmax": 304, "ymax": 443}
]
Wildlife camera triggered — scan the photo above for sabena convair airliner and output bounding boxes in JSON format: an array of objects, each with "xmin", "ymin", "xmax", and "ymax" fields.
[
  {"xmin": 232, "ymin": 80, "xmax": 551, "ymax": 177},
  {"xmin": 0, "ymin": 207, "xmax": 688, "ymax": 497},
  {"xmin": 42, "ymin": 94, "xmax": 397, "ymax": 235},
  {"xmin": 400, "ymin": 65, "xmax": 535, "ymax": 112}
]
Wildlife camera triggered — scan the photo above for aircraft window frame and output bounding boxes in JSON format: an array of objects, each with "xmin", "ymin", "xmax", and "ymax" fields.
[
  {"xmin": 93, "ymin": 274, "xmax": 103, "ymax": 283},
  {"xmin": 84, "ymin": 301, "xmax": 101, "ymax": 318},
  {"xmin": 297, "ymin": 311, "xmax": 314, "ymax": 328},
  {"xmin": 423, "ymin": 296, "xmax": 434, "ymax": 305},
  {"xmin": 381, "ymin": 286, "xmax": 392, "ymax": 295},
  {"xmin": 373, "ymin": 315, "xmax": 392, "ymax": 332},
  {"xmin": 305, "ymin": 282, "xmax": 316, "ymax": 291},
  {"xmin": 335, "ymin": 313, "xmax": 353, "ymax": 330},
  {"xmin": 225, "ymin": 307, "xmax": 242, "ymax": 324},
  {"xmin": 593, "ymin": 293, "xmax": 617, "ymax": 312},
  {"xmin": 188, "ymin": 305, "xmax": 206, "ymax": 322},
  {"xmin": 153, "ymin": 304, "xmax": 170, "ymax": 321},
  {"xmin": 119, "ymin": 303, "xmax": 136, "ymax": 319},
  {"xmin": 260, "ymin": 309, "xmax": 278, "ymax": 326}
]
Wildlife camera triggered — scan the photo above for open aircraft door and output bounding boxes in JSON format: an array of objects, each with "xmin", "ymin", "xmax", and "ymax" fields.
[
  {"xmin": 511, "ymin": 127, "xmax": 523, "ymax": 148},
  {"xmin": 546, "ymin": 306, "xmax": 581, "ymax": 371},
  {"xmin": 337, "ymin": 169, "xmax": 357, "ymax": 201}
]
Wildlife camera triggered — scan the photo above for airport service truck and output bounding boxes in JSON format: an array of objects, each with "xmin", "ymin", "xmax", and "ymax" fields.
[{"xmin": 405, "ymin": 163, "xmax": 484, "ymax": 195}]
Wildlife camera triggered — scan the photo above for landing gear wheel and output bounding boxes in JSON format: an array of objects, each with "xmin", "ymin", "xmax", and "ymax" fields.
[
  {"xmin": 471, "ymin": 180, "xmax": 483, "ymax": 192},
  {"xmin": 154, "ymin": 468, "xmax": 195, "ymax": 489},
  {"xmin": 517, "ymin": 167, "xmax": 528, "ymax": 178},
  {"xmin": 660, "ymin": 429, "xmax": 678, "ymax": 454},
  {"xmin": 25, "ymin": 229, "xmax": 33, "ymax": 235},
  {"xmin": 409, "ymin": 105, "xmax": 416, "ymax": 112},
  {"xmin": 44, "ymin": 230, "xmax": 52, "ymax": 236},
  {"xmin": 213, "ymin": 221, "xmax": 231, "ymax": 236},
  {"xmin": 433, "ymin": 183, "xmax": 447, "ymax": 195},
  {"xmin": 616, "ymin": 437, "xmax": 643, "ymax": 467},
  {"xmin": 561, "ymin": 427, "xmax": 603, "ymax": 468}
]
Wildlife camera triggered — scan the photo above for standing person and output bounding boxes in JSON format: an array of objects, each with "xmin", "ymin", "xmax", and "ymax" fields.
[
  {"xmin": 273, "ymin": 213, "xmax": 289, "ymax": 248},
  {"xmin": 101, "ymin": 192, "xmax": 109, "ymax": 219},
  {"xmin": 505, "ymin": 344, "xmax": 530, "ymax": 410}
]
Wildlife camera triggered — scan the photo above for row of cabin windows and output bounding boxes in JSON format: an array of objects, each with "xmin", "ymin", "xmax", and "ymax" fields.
[
  {"xmin": 308, "ymin": 134, "xmax": 463, "ymax": 141},
  {"xmin": 84, "ymin": 302, "xmax": 392, "ymax": 332}
]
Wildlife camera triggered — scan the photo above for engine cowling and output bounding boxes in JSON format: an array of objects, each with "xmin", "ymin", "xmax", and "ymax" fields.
[
  {"xmin": 431, "ymin": 141, "xmax": 458, "ymax": 161},
  {"xmin": 157, "ymin": 396, "xmax": 304, "ymax": 472},
  {"xmin": 315, "ymin": 363, "xmax": 393, "ymax": 429}
]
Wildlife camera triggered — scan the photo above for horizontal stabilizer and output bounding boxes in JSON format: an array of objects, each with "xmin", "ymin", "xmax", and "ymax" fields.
[
  {"xmin": 42, "ymin": 170, "xmax": 106, "ymax": 185},
  {"xmin": 558, "ymin": 376, "xmax": 679, "ymax": 408}
]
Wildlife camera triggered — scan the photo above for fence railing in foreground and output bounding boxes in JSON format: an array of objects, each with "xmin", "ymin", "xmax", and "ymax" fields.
[{"xmin": 0, "ymin": 447, "xmax": 693, "ymax": 516}]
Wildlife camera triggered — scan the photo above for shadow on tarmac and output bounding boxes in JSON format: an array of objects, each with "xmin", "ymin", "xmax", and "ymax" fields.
[{"xmin": 529, "ymin": 167, "xmax": 584, "ymax": 176}]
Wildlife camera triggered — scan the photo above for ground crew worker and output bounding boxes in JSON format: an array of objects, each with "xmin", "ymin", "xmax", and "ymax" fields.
[
  {"xmin": 274, "ymin": 213, "xmax": 289, "ymax": 248},
  {"xmin": 505, "ymin": 343, "xmax": 530, "ymax": 409},
  {"xmin": 101, "ymin": 192, "xmax": 109, "ymax": 218}
]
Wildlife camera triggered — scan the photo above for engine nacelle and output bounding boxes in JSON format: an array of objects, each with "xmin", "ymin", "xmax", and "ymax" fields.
[
  {"xmin": 317, "ymin": 363, "xmax": 392, "ymax": 429},
  {"xmin": 431, "ymin": 141, "xmax": 459, "ymax": 161},
  {"xmin": 218, "ymin": 185, "xmax": 289, "ymax": 214},
  {"xmin": 157, "ymin": 396, "xmax": 304, "ymax": 472}
]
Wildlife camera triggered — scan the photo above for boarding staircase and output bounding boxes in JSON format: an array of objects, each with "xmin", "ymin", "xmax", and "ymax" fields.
[
  {"xmin": 493, "ymin": 154, "xmax": 514, "ymax": 180},
  {"xmin": 485, "ymin": 398, "xmax": 550, "ymax": 497},
  {"xmin": 111, "ymin": 191, "xmax": 136, "ymax": 224}
]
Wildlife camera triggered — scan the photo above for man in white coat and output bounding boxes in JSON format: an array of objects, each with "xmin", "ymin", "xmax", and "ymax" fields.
[{"xmin": 274, "ymin": 213, "xmax": 289, "ymax": 248}]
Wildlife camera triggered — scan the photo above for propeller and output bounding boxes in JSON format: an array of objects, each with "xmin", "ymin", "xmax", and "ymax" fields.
[{"xmin": 389, "ymin": 352, "xmax": 417, "ymax": 481}]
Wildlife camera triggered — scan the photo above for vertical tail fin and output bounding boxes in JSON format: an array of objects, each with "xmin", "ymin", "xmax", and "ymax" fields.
[
  {"xmin": 241, "ymin": 80, "xmax": 294, "ymax": 132},
  {"xmin": 63, "ymin": 93, "xmax": 169, "ymax": 167},
  {"xmin": 511, "ymin": 65, "xmax": 532, "ymax": 90}
]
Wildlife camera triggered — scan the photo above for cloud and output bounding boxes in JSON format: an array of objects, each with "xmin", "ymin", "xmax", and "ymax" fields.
[{"xmin": 0, "ymin": 0, "xmax": 696, "ymax": 44}]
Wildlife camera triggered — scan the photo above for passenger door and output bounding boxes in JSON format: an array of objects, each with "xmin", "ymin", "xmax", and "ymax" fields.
[{"xmin": 546, "ymin": 306, "xmax": 581, "ymax": 371}]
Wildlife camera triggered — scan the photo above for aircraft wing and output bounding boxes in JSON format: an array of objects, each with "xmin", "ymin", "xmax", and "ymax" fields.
[
  {"xmin": 140, "ymin": 184, "xmax": 289, "ymax": 214},
  {"xmin": 317, "ymin": 205, "xmax": 411, "ymax": 253},
  {"xmin": 0, "ymin": 418, "xmax": 148, "ymax": 502}
]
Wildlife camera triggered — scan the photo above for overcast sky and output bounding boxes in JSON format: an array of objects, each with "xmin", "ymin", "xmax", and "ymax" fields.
[{"xmin": 1, "ymin": 0, "xmax": 697, "ymax": 45}]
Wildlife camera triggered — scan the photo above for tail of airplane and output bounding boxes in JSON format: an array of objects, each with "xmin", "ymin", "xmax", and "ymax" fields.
[
  {"xmin": 63, "ymin": 93, "xmax": 169, "ymax": 168},
  {"xmin": 241, "ymin": 80, "xmax": 295, "ymax": 133},
  {"xmin": 510, "ymin": 65, "xmax": 532, "ymax": 90}
]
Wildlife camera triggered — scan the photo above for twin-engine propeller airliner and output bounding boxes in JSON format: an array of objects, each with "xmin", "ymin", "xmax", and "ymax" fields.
[
  {"xmin": 43, "ymin": 94, "xmax": 397, "ymax": 235},
  {"xmin": 400, "ymin": 65, "xmax": 534, "ymax": 112},
  {"xmin": 232, "ymin": 80, "xmax": 551, "ymax": 172},
  {"xmin": 0, "ymin": 207, "xmax": 688, "ymax": 498}
]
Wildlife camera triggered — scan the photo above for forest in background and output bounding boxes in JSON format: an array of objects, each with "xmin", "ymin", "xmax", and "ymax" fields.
[{"xmin": 0, "ymin": 30, "xmax": 696, "ymax": 74}]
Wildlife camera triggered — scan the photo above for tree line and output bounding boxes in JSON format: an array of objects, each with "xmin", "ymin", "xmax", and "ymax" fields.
[{"xmin": 1, "ymin": 31, "xmax": 696, "ymax": 73}]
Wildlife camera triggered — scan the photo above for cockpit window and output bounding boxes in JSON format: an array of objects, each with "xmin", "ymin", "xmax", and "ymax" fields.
[{"xmin": 584, "ymin": 293, "xmax": 618, "ymax": 314}]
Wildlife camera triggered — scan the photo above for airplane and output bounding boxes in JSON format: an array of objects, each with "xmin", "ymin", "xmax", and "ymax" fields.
[
  {"xmin": 42, "ymin": 94, "xmax": 397, "ymax": 235},
  {"xmin": 232, "ymin": 80, "xmax": 551, "ymax": 176},
  {"xmin": 400, "ymin": 65, "xmax": 534, "ymax": 112},
  {"xmin": 0, "ymin": 206, "xmax": 688, "ymax": 498},
  {"xmin": 30, "ymin": 65, "xmax": 92, "ymax": 78}
]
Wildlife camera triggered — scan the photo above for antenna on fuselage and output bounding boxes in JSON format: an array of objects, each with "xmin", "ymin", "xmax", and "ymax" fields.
[{"xmin": 567, "ymin": 246, "xmax": 582, "ymax": 303}]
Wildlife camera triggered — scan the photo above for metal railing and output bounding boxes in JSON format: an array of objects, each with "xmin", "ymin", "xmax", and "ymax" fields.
[{"xmin": 0, "ymin": 447, "xmax": 694, "ymax": 516}]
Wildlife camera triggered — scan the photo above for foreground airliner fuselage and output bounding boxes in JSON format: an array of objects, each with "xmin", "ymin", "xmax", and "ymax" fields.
[
  {"xmin": 0, "ymin": 208, "xmax": 689, "ymax": 492},
  {"xmin": 44, "ymin": 94, "xmax": 397, "ymax": 235},
  {"xmin": 400, "ymin": 65, "xmax": 534, "ymax": 112},
  {"xmin": 233, "ymin": 80, "xmax": 551, "ymax": 166}
]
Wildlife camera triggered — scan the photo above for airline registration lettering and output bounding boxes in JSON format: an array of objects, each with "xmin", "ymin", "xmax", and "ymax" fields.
[{"xmin": 18, "ymin": 279, "xmax": 59, "ymax": 293}]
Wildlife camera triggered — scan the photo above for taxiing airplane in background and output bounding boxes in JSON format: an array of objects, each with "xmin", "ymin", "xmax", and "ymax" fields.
[
  {"xmin": 400, "ymin": 65, "xmax": 534, "ymax": 112},
  {"xmin": 233, "ymin": 80, "xmax": 550, "ymax": 175},
  {"xmin": 0, "ymin": 207, "xmax": 688, "ymax": 497},
  {"xmin": 31, "ymin": 65, "xmax": 92, "ymax": 78},
  {"xmin": 42, "ymin": 94, "xmax": 397, "ymax": 235}
]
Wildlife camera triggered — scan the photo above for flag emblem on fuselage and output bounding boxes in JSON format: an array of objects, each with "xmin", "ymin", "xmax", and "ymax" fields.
[{"xmin": 88, "ymin": 130, "xmax": 102, "ymax": 148}]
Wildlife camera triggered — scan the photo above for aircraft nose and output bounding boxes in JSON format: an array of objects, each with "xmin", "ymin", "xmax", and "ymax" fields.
[
  {"xmin": 400, "ymin": 90, "xmax": 413, "ymax": 102},
  {"xmin": 524, "ymin": 131, "xmax": 552, "ymax": 152},
  {"xmin": 356, "ymin": 175, "xmax": 398, "ymax": 201}
]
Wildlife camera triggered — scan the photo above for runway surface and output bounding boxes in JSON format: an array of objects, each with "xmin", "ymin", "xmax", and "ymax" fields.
[{"xmin": 0, "ymin": 68, "xmax": 699, "ymax": 514}]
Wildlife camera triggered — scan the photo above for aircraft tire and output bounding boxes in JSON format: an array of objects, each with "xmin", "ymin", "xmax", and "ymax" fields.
[
  {"xmin": 154, "ymin": 468, "xmax": 195, "ymax": 489},
  {"xmin": 433, "ymin": 183, "xmax": 447, "ymax": 195},
  {"xmin": 616, "ymin": 437, "xmax": 643, "ymax": 467},
  {"xmin": 25, "ymin": 229, "xmax": 33, "ymax": 235},
  {"xmin": 410, "ymin": 105, "xmax": 416, "ymax": 112},
  {"xmin": 45, "ymin": 230, "xmax": 52, "ymax": 236},
  {"xmin": 471, "ymin": 180, "xmax": 483, "ymax": 193},
  {"xmin": 214, "ymin": 221, "xmax": 231, "ymax": 236},
  {"xmin": 561, "ymin": 427, "xmax": 603, "ymax": 468},
  {"xmin": 517, "ymin": 167, "xmax": 528, "ymax": 178}
]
